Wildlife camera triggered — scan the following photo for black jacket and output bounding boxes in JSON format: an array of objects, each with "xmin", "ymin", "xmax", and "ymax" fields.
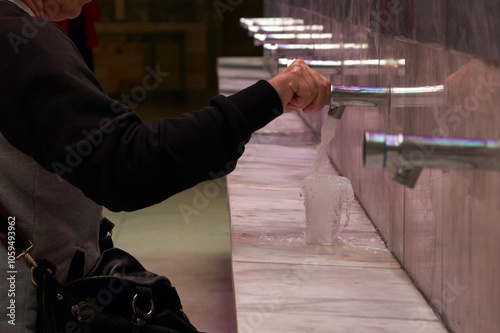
[{"xmin": 0, "ymin": 1, "xmax": 283, "ymax": 212}]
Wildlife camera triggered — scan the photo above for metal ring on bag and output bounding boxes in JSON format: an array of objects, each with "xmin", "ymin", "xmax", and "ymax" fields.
[{"xmin": 132, "ymin": 294, "xmax": 155, "ymax": 318}]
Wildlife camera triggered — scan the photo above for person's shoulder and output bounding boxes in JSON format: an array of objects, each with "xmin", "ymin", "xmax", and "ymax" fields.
[
  {"xmin": 1, "ymin": 19, "xmax": 76, "ymax": 64},
  {"xmin": 0, "ymin": 3, "xmax": 73, "ymax": 56},
  {"xmin": 0, "ymin": 1, "xmax": 30, "ymax": 31},
  {"xmin": 0, "ymin": 0, "xmax": 26, "ymax": 16}
]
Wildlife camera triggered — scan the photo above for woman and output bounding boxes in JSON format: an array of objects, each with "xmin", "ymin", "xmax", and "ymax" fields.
[{"xmin": 0, "ymin": 0, "xmax": 331, "ymax": 331}]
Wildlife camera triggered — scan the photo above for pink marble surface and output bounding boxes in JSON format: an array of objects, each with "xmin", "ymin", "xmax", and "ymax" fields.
[{"xmin": 268, "ymin": 2, "xmax": 500, "ymax": 332}]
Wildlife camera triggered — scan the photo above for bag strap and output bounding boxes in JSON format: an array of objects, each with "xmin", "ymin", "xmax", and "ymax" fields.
[
  {"xmin": 1, "ymin": 200, "xmax": 115, "ymax": 279},
  {"xmin": 0, "ymin": 200, "xmax": 39, "ymax": 286},
  {"xmin": 0, "ymin": 201, "xmax": 37, "ymax": 259}
]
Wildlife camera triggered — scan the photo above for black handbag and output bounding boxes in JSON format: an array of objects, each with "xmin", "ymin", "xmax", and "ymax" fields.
[{"xmin": 1, "ymin": 204, "xmax": 202, "ymax": 333}]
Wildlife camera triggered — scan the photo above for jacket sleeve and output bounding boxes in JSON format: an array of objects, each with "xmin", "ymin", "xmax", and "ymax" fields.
[{"xmin": 0, "ymin": 19, "xmax": 283, "ymax": 212}]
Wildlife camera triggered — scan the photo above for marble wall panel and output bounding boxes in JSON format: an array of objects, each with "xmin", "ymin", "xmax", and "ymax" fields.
[
  {"xmin": 263, "ymin": 0, "xmax": 500, "ymax": 332},
  {"xmin": 367, "ymin": 0, "xmax": 414, "ymax": 38},
  {"xmin": 445, "ymin": 0, "xmax": 500, "ymax": 61},
  {"xmin": 349, "ymin": 0, "xmax": 372, "ymax": 28},
  {"xmin": 413, "ymin": 0, "xmax": 445, "ymax": 46},
  {"xmin": 441, "ymin": 170, "xmax": 500, "ymax": 332},
  {"xmin": 400, "ymin": 41, "xmax": 448, "ymax": 304},
  {"xmin": 369, "ymin": 35, "xmax": 407, "ymax": 260},
  {"xmin": 440, "ymin": 170, "xmax": 472, "ymax": 330},
  {"xmin": 403, "ymin": 169, "xmax": 443, "ymax": 308}
]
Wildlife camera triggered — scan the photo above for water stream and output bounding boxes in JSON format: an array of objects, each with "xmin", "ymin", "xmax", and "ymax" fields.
[
  {"xmin": 303, "ymin": 116, "xmax": 355, "ymax": 244},
  {"xmin": 312, "ymin": 116, "xmax": 339, "ymax": 174}
]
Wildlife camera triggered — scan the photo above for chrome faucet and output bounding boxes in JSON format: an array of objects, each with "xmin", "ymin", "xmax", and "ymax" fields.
[
  {"xmin": 246, "ymin": 25, "xmax": 325, "ymax": 36},
  {"xmin": 278, "ymin": 58, "xmax": 342, "ymax": 75},
  {"xmin": 328, "ymin": 85, "xmax": 390, "ymax": 118},
  {"xmin": 253, "ymin": 33, "xmax": 333, "ymax": 46},
  {"xmin": 263, "ymin": 43, "xmax": 368, "ymax": 55},
  {"xmin": 327, "ymin": 84, "xmax": 444, "ymax": 119},
  {"xmin": 239, "ymin": 17, "xmax": 305, "ymax": 30},
  {"xmin": 364, "ymin": 132, "xmax": 500, "ymax": 188},
  {"xmin": 278, "ymin": 58, "xmax": 405, "ymax": 77}
]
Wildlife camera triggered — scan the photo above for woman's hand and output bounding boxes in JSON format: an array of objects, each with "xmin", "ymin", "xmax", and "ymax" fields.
[{"xmin": 269, "ymin": 59, "xmax": 332, "ymax": 113}]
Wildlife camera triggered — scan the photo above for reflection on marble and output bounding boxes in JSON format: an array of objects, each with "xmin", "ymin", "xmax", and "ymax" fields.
[{"xmin": 262, "ymin": 1, "xmax": 500, "ymax": 332}]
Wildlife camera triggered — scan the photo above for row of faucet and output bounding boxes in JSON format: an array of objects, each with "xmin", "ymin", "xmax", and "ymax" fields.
[{"xmin": 241, "ymin": 17, "xmax": 500, "ymax": 188}]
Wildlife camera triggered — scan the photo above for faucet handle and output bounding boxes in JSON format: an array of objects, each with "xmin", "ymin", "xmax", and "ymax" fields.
[
  {"xmin": 364, "ymin": 132, "xmax": 422, "ymax": 188},
  {"xmin": 395, "ymin": 166, "xmax": 423, "ymax": 188}
]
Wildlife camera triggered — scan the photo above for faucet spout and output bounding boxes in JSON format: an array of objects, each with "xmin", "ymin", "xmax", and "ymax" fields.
[
  {"xmin": 364, "ymin": 132, "xmax": 500, "ymax": 188},
  {"xmin": 327, "ymin": 85, "xmax": 390, "ymax": 119},
  {"xmin": 327, "ymin": 84, "xmax": 444, "ymax": 119}
]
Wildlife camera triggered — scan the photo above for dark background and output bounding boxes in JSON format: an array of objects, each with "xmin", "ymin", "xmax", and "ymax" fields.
[{"xmin": 91, "ymin": 0, "xmax": 264, "ymax": 120}]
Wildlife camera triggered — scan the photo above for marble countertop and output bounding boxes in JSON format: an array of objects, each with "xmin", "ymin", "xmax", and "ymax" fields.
[{"xmin": 220, "ymin": 57, "xmax": 448, "ymax": 332}]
